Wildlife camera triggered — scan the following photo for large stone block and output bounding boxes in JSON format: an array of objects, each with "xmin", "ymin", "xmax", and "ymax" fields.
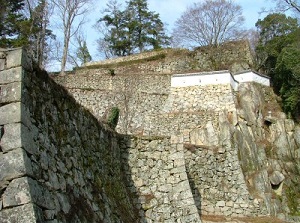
[
  {"xmin": 0, "ymin": 102, "xmax": 21, "ymax": 125},
  {"xmin": 0, "ymin": 59, "xmax": 5, "ymax": 71},
  {"xmin": 0, "ymin": 148, "xmax": 33, "ymax": 183},
  {"xmin": 3, "ymin": 176, "xmax": 55, "ymax": 210},
  {"xmin": 0, "ymin": 123, "xmax": 37, "ymax": 154},
  {"xmin": 0, "ymin": 82, "xmax": 22, "ymax": 104},
  {"xmin": 0, "ymin": 203, "xmax": 44, "ymax": 223},
  {"xmin": 0, "ymin": 102, "xmax": 31, "ymax": 126},
  {"xmin": 0, "ymin": 67, "xmax": 23, "ymax": 84},
  {"xmin": 6, "ymin": 48, "xmax": 32, "ymax": 71}
]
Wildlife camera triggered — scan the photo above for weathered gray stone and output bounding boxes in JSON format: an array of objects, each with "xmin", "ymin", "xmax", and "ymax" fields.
[
  {"xmin": 216, "ymin": 200, "xmax": 226, "ymax": 207},
  {"xmin": 269, "ymin": 171, "xmax": 285, "ymax": 186},
  {"xmin": 0, "ymin": 148, "xmax": 33, "ymax": 182},
  {"xmin": 0, "ymin": 102, "xmax": 21, "ymax": 125},
  {"xmin": 0, "ymin": 123, "xmax": 37, "ymax": 154},
  {"xmin": 6, "ymin": 48, "xmax": 23, "ymax": 68},
  {"xmin": 0, "ymin": 82, "xmax": 22, "ymax": 104},
  {"xmin": 294, "ymin": 126, "xmax": 300, "ymax": 147},
  {"xmin": 57, "ymin": 193, "xmax": 71, "ymax": 214},
  {"xmin": 0, "ymin": 67, "xmax": 23, "ymax": 84},
  {"xmin": 6, "ymin": 48, "xmax": 32, "ymax": 71},
  {"xmin": 0, "ymin": 203, "xmax": 44, "ymax": 223},
  {"xmin": 0, "ymin": 58, "xmax": 5, "ymax": 71},
  {"xmin": 3, "ymin": 177, "xmax": 55, "ymax": 209}
]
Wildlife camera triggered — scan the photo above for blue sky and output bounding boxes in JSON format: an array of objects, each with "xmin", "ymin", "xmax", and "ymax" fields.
[{"xmin": 60, "ymin": 0, "xmax": 276, "ymax": 64}]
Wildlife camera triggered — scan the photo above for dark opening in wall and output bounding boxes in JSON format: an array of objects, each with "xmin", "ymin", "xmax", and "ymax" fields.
[
  {"xmin": 264, "ymin": 119, "xmax": 272, "ymax": 128},
  {"xmin": 271, "ymin": 182, "xmax": 281, "ymax": 190}
]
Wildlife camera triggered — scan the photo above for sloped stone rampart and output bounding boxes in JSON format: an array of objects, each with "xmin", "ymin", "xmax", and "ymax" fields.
[
  {"xmin": 163, "ymin": 85, "xmax": 236, "ymax": 113},
  {"xmin": 120, "ymin": 136, "xmax": 202, "ymax": 223},
  {"xmin": 0, "ymin": 48, "xmax": 202, "ymax": 223},
  {"xmin": 81, "ymin": 40, "xmax": 253, "ymax": 75},
  {"xmin": 0, "ymin": 48, "xmax": 140, "ymax": 222},
  {"xmin": 54, "ymin": 73, "xmax": 170, "ymax": 134}
]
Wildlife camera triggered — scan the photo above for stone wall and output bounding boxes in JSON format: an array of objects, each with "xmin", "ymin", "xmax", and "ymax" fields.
[
  {"xmin": 1, "ymin": 47, "xmax": 299, "ymax": 223},
  {"xmin": 0, "ymin": 48, "xmax": 139, "ymax": 222},
  {"xmin": 54, "ymin": 76, "xmax": 237, "ymax": 136},
  {"xmin": 120, "ymin": 136, "xmax": 201, "ymax": 222},
  {"xmin": 0, "ymin": 48, "xmax": 43, "ymax": 222},
  {"xmin": 54, "ymin": 73, "xmax": 170, "ymax": 134},
  {"xmin": 0, "ymin": 48, "xmax": 203, "ymax": 223},
  {"xmin": 183, "ymin": 119, "xmax": 268, "ymax": 218},
  {"xmin": 81, "ymin": 40, "xmax": 253, "ymax": 75}
]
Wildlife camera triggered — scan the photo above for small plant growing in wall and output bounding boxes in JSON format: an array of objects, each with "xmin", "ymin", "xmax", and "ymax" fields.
[
  {"xmin": 107, "ymin": 107, "xmax": 120, "ymax": 129},
  {"xmin": 109, "ymin": 69, "xmax": 115, "ymax": 76}
]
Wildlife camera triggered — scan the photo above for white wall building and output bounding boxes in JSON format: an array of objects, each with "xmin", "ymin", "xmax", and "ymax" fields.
[
  {"xmin": 234, "ymin": 70, "xmax": 270, "ymax": 86},
  {"xmin": 171, "ymin": 70, "xmax": 270, "ymax": 90}
]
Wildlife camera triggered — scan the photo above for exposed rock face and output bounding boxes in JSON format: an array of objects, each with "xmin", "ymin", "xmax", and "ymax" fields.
[
  {"xmin": 1, "ymin": 47, "xmax": 300, "ymax": 223},
  {"xmin": 54, "ymin": 47, "xmax": 299, "ymax": 222},
  {"xmin": 235, "ymin": 83, "xmax": 300, "ymax": 220}
]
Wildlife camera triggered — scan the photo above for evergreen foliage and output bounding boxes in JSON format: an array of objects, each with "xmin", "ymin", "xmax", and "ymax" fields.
[
  {"xmin": 76, "ymin": 40, "xmax": 92, "ymax": 65},
  {"xmin": 97, "ymin": 0, "xmax": 170, "ymax": 57},
  {"xmin": 255, "ymin": 13, "xmax": 300, "ymax": 120},
  {"xmin": 0, "ymin": 0, "xmax": 27, "ymax": 47},
  {"xmin": 0, "ymin": 0, "xmax": 54, "ymax": 68},
  {"xmin": 107, "ymin": 107, "xmax": 120, "ymax": 129}
]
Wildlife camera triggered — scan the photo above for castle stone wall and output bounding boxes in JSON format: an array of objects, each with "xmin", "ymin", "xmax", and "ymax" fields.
[
  {"xmin": 0, "ymin": 48, "xmax": 202, "ymax": 223},
  {"xmin": 0, "ymin": 48, "xmax": 139, "ymax": 222},
  {"xmin": 54, "ymin": 73, "xmax": 170, "ymax": 134},
  {"xmin": 121, "ymin": 136, "xmax": 202, "ymax": 222},
  {"xmin": 0, "ymin": 48, "xmax": 44, "ymax": 223}
]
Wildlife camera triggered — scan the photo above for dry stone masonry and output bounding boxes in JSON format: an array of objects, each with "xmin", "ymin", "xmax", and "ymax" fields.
[
  {"xmin": 0, "ymin": 48, "xmax": 139, "ymax": 223},
  {"xmin": 1, "ymin": 45, "xmax": 300, "ymax": 223}
]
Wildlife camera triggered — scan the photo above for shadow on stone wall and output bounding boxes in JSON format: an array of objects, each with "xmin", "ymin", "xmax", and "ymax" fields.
[
  {"xmin": 0, "ymin": 48, "xmax": 142, "ymax": 222},
  {"xmin": 119, "ymin": 135, "xmax": 147, "ymax": 222},
  {"xmin": 186, "ymin": 172, "xmax": 202, "ymax": 217}
]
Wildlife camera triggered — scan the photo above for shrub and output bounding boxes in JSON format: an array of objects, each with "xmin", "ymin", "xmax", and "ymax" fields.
[{"xmin": 107, "ymin": 107, "xmax": 120, "ymax": 129}]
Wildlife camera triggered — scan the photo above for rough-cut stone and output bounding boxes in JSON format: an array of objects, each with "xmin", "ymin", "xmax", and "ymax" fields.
[
  {"xmin": 0, "ymin": 103, "xmax": 21, "ymax": 125},
  {"xmin": 294, "ymin": 126, "xmax": 300, "ymax": 147},
  {"xmin": 0, "ymin": 123, "xmax": 37, "ymax": 154},
  {"xmin": 0, "ymin": 82, "xmax": 22, "ymax": 104},
  {"xmin": 3, "ymin": 177, "xmax": 55, "ymax": 209},
  {"xmin": 0, "ymin": 148, "xmax": 33, "ymax": 182},
  {"xmin": 269, "ymin": 171, "xmax": 285, "ymax": 186},
  {"xmin": 57, "ymin": 193, "xmax": 71, "ymax": 214},
  {"xmin": 5, "ymin": 48, "xmax": 32, "ymax": 71},
  {"xmin": 1, "ymin": 46, "xmax": 300, "ymax": 223},
  {"xmin": 0, "ymin": 67, "xmax": 23, "ymax": 84},
  {"xmin": 0, "ymin": 103, "xmax": 31, "ymax": 127},
  {"xmin": 0, "ymin": 203, "xmax": 44, "ymax": 223}
]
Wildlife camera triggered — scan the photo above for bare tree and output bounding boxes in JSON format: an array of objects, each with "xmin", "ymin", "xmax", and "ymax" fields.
[
  {"xmin": 260, "ymin": 1, "xmax": 300, "ymax": 20},
  {"xmin": 274, "ymin": 0, "xmax": 300, "ymax": 13},
  {"xmin": 69, "ymin": 29, "xmax": 92, "ymax": 67},
  {"xmin": 94, "ymin": 22, "xmax": 116, "ymax": 59},
  {"xmin": 171, "ymin": 0, "xmax": 246, "ymax": 48},
  {"xmin": 51, "ymin": 0, "xmax": 91, "ymax": 74}
]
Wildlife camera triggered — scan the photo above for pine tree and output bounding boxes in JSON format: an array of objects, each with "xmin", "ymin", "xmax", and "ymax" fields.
[
  {"xmin": 76, "ymin": 40, "xmax": 92, "ymax": 65},
  {"xmin": 126, "ymin": 0, "xmax": 169, "ymax": 52},
  {"xmin": 97, "ymin": 0, "xmax": 169, "ymax": 57},
  {"xmin": 0, "ymin": 0, "xmax": 27, "ymax": 47}
]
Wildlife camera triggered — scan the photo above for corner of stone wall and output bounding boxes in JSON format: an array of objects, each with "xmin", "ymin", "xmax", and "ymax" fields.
[{"xmin": 0, "ymin": 48, "xmax": 43, "ymax": 222}]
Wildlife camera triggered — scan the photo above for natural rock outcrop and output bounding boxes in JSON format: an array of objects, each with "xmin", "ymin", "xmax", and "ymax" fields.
[{"xmin": 1, "ymin": 45, "xmax": 300, "ymax": 223}]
